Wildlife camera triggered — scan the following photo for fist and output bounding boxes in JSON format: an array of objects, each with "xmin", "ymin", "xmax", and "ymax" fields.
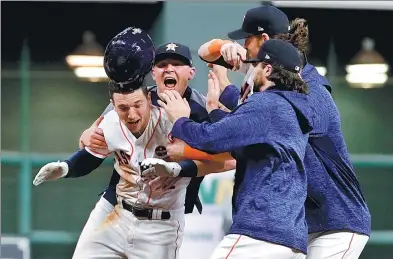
[
  {"xmin": 33, "ymin": 161, "xmax": 69, "ymax": 186},
  {"xmin": 220, "ymin": 42, "xmax": 247, "ymax": 71},
  {"xmin": 140, "ymin": 158, "xmax": 181, "ymax": 178}
]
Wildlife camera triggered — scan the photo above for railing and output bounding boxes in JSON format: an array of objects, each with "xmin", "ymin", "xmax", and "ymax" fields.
[{"xmin": 1, "ymin": 151, "xmax": 393, "ymax": 244}]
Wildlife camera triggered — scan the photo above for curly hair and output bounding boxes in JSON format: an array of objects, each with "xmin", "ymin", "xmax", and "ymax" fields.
[
  {"xmin": 263, "ymin": 63, "xmax": 308, "ymax": 94},
  {"xmin": 274, "ymin": 18, "xmax": 309, "ymax": 54}
]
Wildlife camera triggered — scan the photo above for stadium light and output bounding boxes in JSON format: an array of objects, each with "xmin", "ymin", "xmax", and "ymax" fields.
[
  {"xmin": 307, "ymin": 45, "xmax": 327, "ymax": 76},
  {"xmin": 66, "ymin": 31, "xmax": 108, "ymax": 82},
  {"xmin": 315, "ymin": 66, "xmax": 327, "ymax": 77},
  {"xmin": 345, "ymin": 38, "xmax": 389, "ymax": 89}
]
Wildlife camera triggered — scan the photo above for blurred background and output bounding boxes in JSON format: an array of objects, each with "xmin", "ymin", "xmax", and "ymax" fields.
[{"xmin": 1, "ymin": 1, "xmax": 393, "ymax": 258}]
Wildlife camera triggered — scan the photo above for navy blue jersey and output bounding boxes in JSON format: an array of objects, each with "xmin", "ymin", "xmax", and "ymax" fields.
[
  {"xmin": 171, "ymin": 87, "xmax": 312, "ymax": 253},
  {"xmin": 301, "ymin": 64, "xmax": 371, "ymax": 235},
  {"xmin": 102, "ymin": 86, "xmax": 209, "ymax": 214},
  {"xmin": 219, "ymin": 64, "xmax": 371, "ymax": 236}
]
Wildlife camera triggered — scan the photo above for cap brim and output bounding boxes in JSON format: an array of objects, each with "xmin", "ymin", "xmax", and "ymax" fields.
[
  {"xmin": 242, "ymin": 58, "xmax": 261, "ymax": 64},
  {"xmin": 154, "ymin": 52, "xmax": 191, "ymax": 66},
  {"xmin": 228, "ymin": 28, "xmax": 254, "ymax": 40}
]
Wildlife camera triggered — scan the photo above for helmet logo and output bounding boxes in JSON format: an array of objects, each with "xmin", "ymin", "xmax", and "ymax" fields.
[
  {"xmin": 132, "ymin": 28, "xmax": 142, "ymax": 34},
  {"xmin": 166, "ymin": 43, "xmax": 178, "ymax": 52}
]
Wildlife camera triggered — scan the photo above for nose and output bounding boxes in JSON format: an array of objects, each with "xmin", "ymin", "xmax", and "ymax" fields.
[
  {"xmin": 127, "ymin": 108, "xmax": 138, "ymax": 120},
  {"xmin": 164, "ymin": 64, "xmax": 175, "ymax": 73}
]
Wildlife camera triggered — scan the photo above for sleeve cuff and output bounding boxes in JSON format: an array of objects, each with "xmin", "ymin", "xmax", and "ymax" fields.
[
  {"xmin": 219, "ymin": 85, "xmax": 239, "ymax": 103},
  {"xmin": 209, "ymin": 109, "xmax": 228, "ymax": 123}
]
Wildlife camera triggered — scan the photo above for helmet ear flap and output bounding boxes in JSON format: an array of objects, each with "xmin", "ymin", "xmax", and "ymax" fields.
[{"xmin": 103, "ymin": 27, "xmax": 155, "ymax": 87}]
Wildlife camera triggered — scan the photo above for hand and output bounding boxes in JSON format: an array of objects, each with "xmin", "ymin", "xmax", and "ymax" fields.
[
  {"xmin": 211, "ymin": 64, "xmax": 231, "ymax": 92},
  {"xmin": 158, "ymin": 90, "xmax": 191, "ymax": 123},
  {"xmin": 207, "ymin": 70, "xmax": 221, "ymax": 113},
  {"xmin": 140, "ymin": 158, "xmax": 182, "ymax": 178},
  {"xmin": 33, "ymin": 161, "xmax": 69, "ymax": 186},
  {"xmin": 166, "ymin": 139, "xmax": 186, "ymax": 161},
  {"xmin": 220, "ymin": 42, "xmax": 247, "ymax": 71},
  {"xmin": 149, "ymin": 176, "xmax": 182, "ymax": 192},
  {"xmin": 79, "ymin": 116, "xmax": 107, "ymax": 149}
]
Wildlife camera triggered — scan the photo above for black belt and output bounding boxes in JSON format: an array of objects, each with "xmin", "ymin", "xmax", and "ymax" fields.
[{"xmin": 122, "ymin": 200, "xmax": 171, "ymax": 220}]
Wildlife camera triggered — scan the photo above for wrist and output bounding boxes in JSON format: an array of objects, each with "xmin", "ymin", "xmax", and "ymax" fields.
[
  {"xmin": 207, "ymin": 100, "xmax": 219, "ymax": 113},
  {"xmin": 60, "ymin": 161, "xmax": 69, "ymax": 177},
  {"xmin": 177, "ymin": 160, "xmax": 198, "ymax": 177}
]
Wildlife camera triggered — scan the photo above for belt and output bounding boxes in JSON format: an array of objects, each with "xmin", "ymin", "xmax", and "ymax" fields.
[{"xmin": 122, "ymin": 200, "xmax": 171, "ymax": 220}]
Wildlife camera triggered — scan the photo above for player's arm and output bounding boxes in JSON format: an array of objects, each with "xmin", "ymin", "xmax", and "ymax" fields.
[
  {"xmin": 140, "ymin": 158, "xmax": 235, "ymax": 179},
  {"xmin": 32, "ymin": 147, "xmax": 109, "ymax": 186},
  {"xmin": 167, "ymin": 139, "xmax": 233, "ymax": 162},
  {"xmin": 170, "ymin": 98, "xmax": 269, "ymax": 154}
]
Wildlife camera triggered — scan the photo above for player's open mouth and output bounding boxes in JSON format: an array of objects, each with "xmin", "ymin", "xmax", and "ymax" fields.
[
  {"xmin": 128, "ymin": 120, "xmax": 140, "ymax": 125},
  {"xmin": 164, "ymin": 77, "xmax": 177, "ymax": 88}
]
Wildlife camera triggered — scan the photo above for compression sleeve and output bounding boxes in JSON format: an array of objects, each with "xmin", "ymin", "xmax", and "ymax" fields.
[{"xmin": 64, "ymin": 149, "xmax": 105, "ymax": 178}]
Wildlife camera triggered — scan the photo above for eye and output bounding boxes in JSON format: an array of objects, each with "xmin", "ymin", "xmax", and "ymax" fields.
[
  {"xmin": 156, "ymin": 62, "xmax": 167, "ymax": 68},
  {"xmin": 119, "ymin": 106, "xmax": 129, "ymax": 111}
]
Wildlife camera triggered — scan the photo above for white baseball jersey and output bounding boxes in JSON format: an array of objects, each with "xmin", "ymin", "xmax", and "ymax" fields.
[{"xmin": 86, "ymin": 106, "xmax": 190, "ymax": 211}]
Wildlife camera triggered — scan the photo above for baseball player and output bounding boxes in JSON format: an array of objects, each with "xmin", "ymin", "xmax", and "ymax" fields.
[
  {"xmin": 34, "ymin": 40, "xmax": 232, "ymax": 259},
  {"xmin": 142, "ymin": 39, "xmax": 313, "ymax": 259},
  {"xmin": 198, "ymin": 5, "xmax": 371, "ymax": 259},
  {"xmin": 33, "ymin": 28, "xmax": 234, "ymax": 256}
]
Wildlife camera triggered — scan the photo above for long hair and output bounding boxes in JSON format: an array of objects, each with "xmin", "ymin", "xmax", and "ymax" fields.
[{"xmin": 263, "ymin": 63, "xmax": 308, "ymax": 94}]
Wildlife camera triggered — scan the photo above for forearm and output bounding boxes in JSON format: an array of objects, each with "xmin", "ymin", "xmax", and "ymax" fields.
[
  {"xmin": 183, "ymin": 145, "xmax": 233, "ymax": 162},
  {"xmin": 64, "ymin": 149, "xmax": 104, "ymax": 178},
  {"xmin": 195, "ymin": 160, "xmax": 235, "ymax": 177},
  {"xmin": 219, "ymin": 84, "xmax": 240, "ymax": 110},
  {"xmin": 176, "ymin": 159, "xmax": 235, "ymax": 178}
]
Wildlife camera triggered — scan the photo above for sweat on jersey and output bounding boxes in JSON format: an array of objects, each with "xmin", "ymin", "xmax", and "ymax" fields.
[
  {"xmin": 219, "ymin": 63, "xmax": 371, "ymax": 236},
  {"xmin": 170, "ymin": 86, "xmax": 313, "ymax": 253}
]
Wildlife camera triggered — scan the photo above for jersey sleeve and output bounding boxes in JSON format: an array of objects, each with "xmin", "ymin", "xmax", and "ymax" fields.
[{"xmin": 101, "ymin": 102, "xmax": 114, "ymax": 116}]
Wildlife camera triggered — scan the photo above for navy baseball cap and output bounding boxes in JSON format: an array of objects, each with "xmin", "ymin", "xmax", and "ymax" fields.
[
  {"xmin": 155, "ymin": 42, "xmax": 193, "ymax": 66},
  {"xmin": 243, "ymin": 39, "xmax": 301, "ymax": 73},
  {"xmin": 228, "ymin": 5, "xmax": 290, "ymax": 40}
]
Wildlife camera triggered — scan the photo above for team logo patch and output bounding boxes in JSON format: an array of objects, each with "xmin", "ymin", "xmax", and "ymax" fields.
[{"xmin": 155, "ymin": 146, "xmax": 167, "ymax": 157}]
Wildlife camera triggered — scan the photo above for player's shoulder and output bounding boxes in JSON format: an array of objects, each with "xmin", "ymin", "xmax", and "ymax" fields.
[
  {"xmin": 151, "ymin": 106, "xmax": 173, "ymax": 133},
  {"xmin": 103, "ymin": 109, "xmax": 119, "ymax": 122},
  {"xmin": 100, "ymin": 110, "xmax": 120, "ymax": 129}
]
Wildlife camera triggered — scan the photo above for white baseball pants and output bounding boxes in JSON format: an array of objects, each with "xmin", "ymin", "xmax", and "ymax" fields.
[
  {"xmin": 73, "ymin": 204, "xmax": 185, "ymax": 259},
  {"xmin": 72, "ymin": 195, "xmax": 114, "ymax": 257},
  {"xmin": 307, "ymin": 231, "xmax": 369, "ymax": 259},
  {"xmin": 209, "ymin": 234, "xmax": 306, "ymax": 259}
]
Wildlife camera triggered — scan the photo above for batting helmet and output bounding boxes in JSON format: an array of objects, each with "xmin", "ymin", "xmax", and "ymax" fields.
[{"xmin": 104, "ymin": 27, "xmax": 155, "ymax": 88}]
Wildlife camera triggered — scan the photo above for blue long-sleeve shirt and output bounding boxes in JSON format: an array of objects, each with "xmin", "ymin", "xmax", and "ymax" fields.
[
  {"xmin": 171, "ymin": 87, "xmax": 312, "ymax": 253},
  {"xmin": 219, "ymin": 63, "xmax": 371, "ymax": 236}
]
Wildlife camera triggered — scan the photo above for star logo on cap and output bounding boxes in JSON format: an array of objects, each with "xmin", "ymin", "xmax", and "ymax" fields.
[
  {"xmin": 166, "ymin": 43, "xmax": 178, "ymax": 52},
  {"xmin": 132, "ymin": 28, "xmax": 142, "ymax": 34}
]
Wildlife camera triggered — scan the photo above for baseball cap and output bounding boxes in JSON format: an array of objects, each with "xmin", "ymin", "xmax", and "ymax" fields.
[
  {"xmin": 243, "ymin": 39, "xmax": 301, "ymax": 73},
  {"xmin": 228, "ymin": 5, "xmax": 289, "ymax": 40},
  {"xmin": 155, "ymin": 42, "xmax": 193, "ymax": 66}
]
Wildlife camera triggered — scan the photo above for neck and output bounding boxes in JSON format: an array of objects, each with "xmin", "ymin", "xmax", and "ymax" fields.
[{"xmin": 259, "ymin": 81, "xmax": 275, "ymax": 92}]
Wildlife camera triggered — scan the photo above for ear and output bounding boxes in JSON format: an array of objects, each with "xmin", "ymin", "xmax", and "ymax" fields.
[
  {"xmin": 151, "ymin": 67, "xmax": 156, "ymax": 81},
  {"xmin": 147, "ymin": 91, "xmax": 152, "ymax": 104},
  {"xmin": 188, "ymin": 66, "xmax": 196, "ymax": 80},
  {"xmin": 261, "ymin": 33, "xmax": 270, "ymax": 42},
  {"xmin": 265, "ymin": 64, "xmax": 273, "ymax": 77}
]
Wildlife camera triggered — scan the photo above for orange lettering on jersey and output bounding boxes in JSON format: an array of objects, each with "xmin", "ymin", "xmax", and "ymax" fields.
[{"xmin": 115, "ymin": 151, "xmax": 131, "ymax": 166}]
